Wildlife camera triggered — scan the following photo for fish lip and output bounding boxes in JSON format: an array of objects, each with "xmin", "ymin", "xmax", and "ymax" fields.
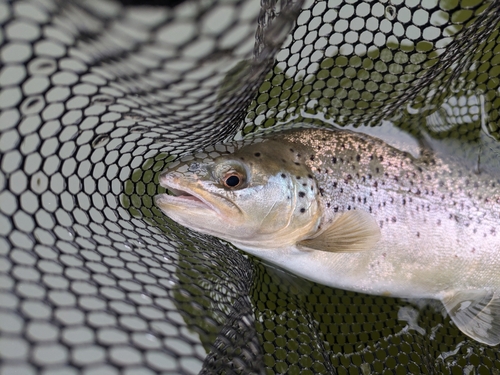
[{"xmin": 156, "ymin": 174, "xmax": 222, "ymax": 214}]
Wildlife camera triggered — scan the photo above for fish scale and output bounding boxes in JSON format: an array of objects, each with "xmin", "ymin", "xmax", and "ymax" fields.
[{"xmin": 156, "ymin": 127, "xmax": 500, "ymax": 346}]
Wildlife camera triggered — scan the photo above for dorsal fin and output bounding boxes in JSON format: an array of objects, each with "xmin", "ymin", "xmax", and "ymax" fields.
[{"xmin": 298, "ymin": 210, "xmax": 380, "ymax": 253}]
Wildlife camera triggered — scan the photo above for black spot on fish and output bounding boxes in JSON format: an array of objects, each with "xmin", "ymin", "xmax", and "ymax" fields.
[
  {"xmin": 332, "ymin": 182, "xmax": 337, "ymax": 188},
  {"xmin": 254, "ymin": 152, "xmax": 261, "ymax": 157},
  {"xmin": 379, "ymin": 156, "xmax": 384, "ymax": 162},
  {"xmin": 310, "ymin": 186, "xmax": 314, "ymax": 191},
  {"xmin": 302, "ymin": 183, "xmax": 307, "ymax": 187},
  {"xmin": 373, "ymin": 181, "xmax": 378, "ymax": 188},
  {"xmin": 402, "ymin": 198, "xmax": 406, "ymax": 205},
  {"xmin": 437, "ymin": 219, "xmax": 441, "ymax": 226},
  {"xmin": 300, "ymin": 208, "xmax": 306, "ymax": 213},
  {"xmin": 308, "ymin": 174, "xmax": 313, "ymax": 179},
  {"xmin": 310, "ymin": 155, "xmax": 315, "ymax": 161},
  {"xmin": 332, "ymin": 157, "xmax": 337, "ymax": 164},
  {"xmin": 319, "ymin": 188, "xmax": 324, "ymax": 196},
  {"xmin": 416, "ymin": 232, "xmax": 420, "ymax": 237},
  {"xmin": 294, "ymin": 162, "xmax": 300, "ymax": 166},
  {"xmin": 290, "ymin": 148, "xmax": 294, "ymax": 152},
  {"xmin": 287, "ymin": 196, "xmax": 290, "ymax": 200},
  {"xmin": 298, "ymin": 192, "xmax": 305, "ymax": 198},
  {"xmin": 281, "ymin": 174, "xmax": 286, "ymax": 178},
  {"xmin": 376, "ymin": 167, "xmax": 380, "ymax": 173},
  {"xmin": 281, "ymin": 159, "xmax": 287, "ymax": 163},
  {"xmin": 327, "ymin": 202, "xmax": 330, "ymax": 208},
  {"xmin": 334, "ymin": 206, "xmax": 339, "ymax": 212},
  {"xmin": 391, "ymin": 217, "xmax": 397, "ymax": 223},
  {"xmin": 240, "ymin": 157, "xmax": 245, "ymax": 160},
  {"xmin": 296, "ymin": 176, "xmax": 301, "ymax": 179}
]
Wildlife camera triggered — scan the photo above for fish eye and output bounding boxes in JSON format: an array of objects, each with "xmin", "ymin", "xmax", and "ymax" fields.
[{"xmin": 222, "ymin": 173, "xmax": 243, "ymax": 188}]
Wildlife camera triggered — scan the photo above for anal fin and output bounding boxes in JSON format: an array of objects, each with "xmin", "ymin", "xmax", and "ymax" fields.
[
  {"xmin": 298, "ymin": 210, "xmax": 381, "ymax": 253},
  {"xmin": 442, "ymin": 290, "xmax": 500, "ymax": 346}
]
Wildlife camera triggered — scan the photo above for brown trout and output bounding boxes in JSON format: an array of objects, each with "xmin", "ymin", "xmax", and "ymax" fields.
[{"xmin": 155, "ymin": 128, "xmax": 500, "ymax": 346}]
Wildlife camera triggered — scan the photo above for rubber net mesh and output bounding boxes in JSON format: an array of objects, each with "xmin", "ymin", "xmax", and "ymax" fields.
[{"xmin": 1, "ymin": 0, "xmax": 500, "ymax": 374}]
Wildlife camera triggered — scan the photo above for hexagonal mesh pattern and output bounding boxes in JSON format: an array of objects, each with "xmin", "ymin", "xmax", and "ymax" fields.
[{"xmin": 0, "ymin": 0, "xmax": 499, "ymax": 374}]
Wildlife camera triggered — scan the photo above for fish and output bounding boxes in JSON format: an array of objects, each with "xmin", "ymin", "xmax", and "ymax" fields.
[{"xmin": 155, "ymin": 127, "xmax": 500, "ymax": 346}]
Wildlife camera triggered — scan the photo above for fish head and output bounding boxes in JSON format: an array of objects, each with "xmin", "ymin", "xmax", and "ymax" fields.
[{"xmin": 155, "ymin": 141, "xmax": 322, "ymax": 249}]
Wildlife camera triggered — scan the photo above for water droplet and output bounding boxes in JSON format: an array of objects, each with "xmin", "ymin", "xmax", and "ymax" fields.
[
  {"xmin": 130, "ymin": 239, "xmax": 145, "ymax": 248},
  {"xmin": 30, "ymin": 58, "xmax": 57, "ymax": 75},
  {"xmin": 130, "ymin": 126, "xmax": 148, "ymax": 133},
  {"xmin": 124, "ymin": 113, "xmax": 145, "ymax": 122},
  {"xmin": 21, "ymin": 96, "xmax": 45, "ymax": 114},
  {"xmin": 91, "ymin": 95, "xmax": 114, "ymax": 105},
  {"xmin": 145, "ymin": 334, "xmax": 157, "ymax": 342},
  {"xmin": 154, "ymin": 137, "xmax": 169, "ymax": 144},
  {"xmin": 385, "ymin": 5, "xmax": 396, "ymax": 20},
  {"xmin": 92, "ymin": 134, "xmax": 110, "ymax": 148}
]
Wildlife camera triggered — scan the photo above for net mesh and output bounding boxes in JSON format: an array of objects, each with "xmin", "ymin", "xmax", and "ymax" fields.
[{"xmin": 1, "ymin": 0, "xmax": 499, "ymax": 374}]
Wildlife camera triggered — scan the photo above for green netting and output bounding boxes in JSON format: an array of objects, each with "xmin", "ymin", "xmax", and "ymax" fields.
[{"xmin": 1, "ymin": 0, "xmax": 499, "ymax": 374}]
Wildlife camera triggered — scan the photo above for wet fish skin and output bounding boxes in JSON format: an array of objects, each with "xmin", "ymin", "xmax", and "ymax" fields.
[{"xmin": 155, "ymin": 128, "xmax": 500, "ymax": 346}]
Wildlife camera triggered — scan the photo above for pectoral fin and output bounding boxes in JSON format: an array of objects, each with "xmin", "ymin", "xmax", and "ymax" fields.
[
  {"xmin": 442, "ymin": 290, "xmax": 500, "ymax": 346},
  {"xmin": 298, "ymin": 210, "xmax": 381, "ymax": 253}
]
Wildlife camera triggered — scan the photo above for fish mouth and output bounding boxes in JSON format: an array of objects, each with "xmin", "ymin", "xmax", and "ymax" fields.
[{"xmin": 155, "ymin": 174, "xmax": 220, "ymax": 214}]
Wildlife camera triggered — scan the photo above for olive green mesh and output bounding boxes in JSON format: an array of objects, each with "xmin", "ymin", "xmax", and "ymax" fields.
[{"xmin": 1, "ymin": 0, "xmax": 499, "ymax": 374}]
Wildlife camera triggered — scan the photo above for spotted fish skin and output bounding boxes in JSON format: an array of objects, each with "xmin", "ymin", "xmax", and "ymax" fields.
[
  {"xmin": 156, "ymin": 127, "xmax": 500, "ymax": 345},
  {"xmin": 280, "ymin": 129, "xmax": 500, "ymax": 294}
]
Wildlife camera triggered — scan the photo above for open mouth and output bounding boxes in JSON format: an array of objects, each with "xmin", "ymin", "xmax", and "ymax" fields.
[
  {"xmin": 155, "ymin": 175, "xmax": 216, "ymax": 212},
  {"xmin": 166, "ymin": 187, "xmax": 203, "ymax": 203}
]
